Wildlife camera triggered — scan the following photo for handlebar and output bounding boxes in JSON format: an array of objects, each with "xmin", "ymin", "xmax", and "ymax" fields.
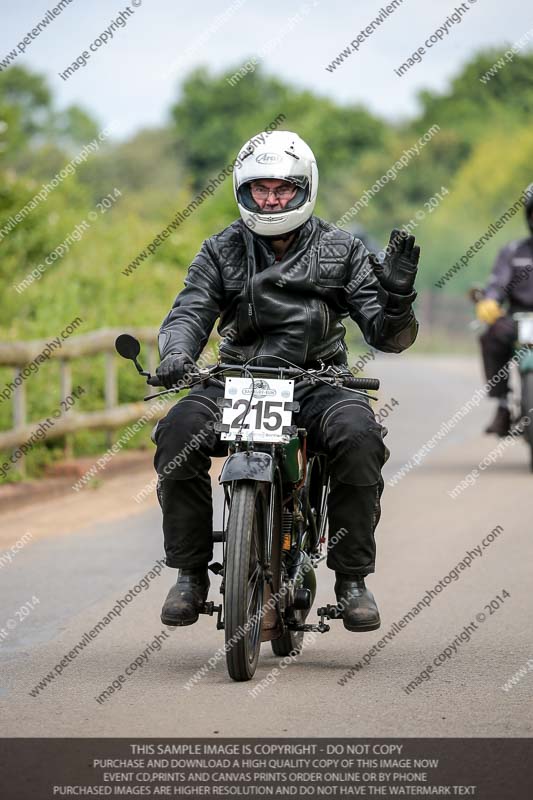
[{"xmin": 145, "ymin": 362, "xmax": 380, "ymax": 392}]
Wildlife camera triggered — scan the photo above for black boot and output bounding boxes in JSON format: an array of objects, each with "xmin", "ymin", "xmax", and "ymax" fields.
[
  {"xmin": 161, "ymin": 568, "xmax": 210, "ymax": 627},
  {"xmin": 484, "ymin": 406, "xmax": 511, "ymax": 436},
  {"xmin": 334, "ymin": 573, "xmax": 380, "ymax": 632}
]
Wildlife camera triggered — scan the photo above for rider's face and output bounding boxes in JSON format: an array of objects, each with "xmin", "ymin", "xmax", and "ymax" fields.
[{"xmin": 249, "ymin": 179, "xmax": 297, "ymax": 212}]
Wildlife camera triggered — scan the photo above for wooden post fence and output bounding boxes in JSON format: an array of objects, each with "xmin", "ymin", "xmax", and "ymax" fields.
[{"xmin": 0, "ymin": 327, "xmax": 169, "ymax": 476}]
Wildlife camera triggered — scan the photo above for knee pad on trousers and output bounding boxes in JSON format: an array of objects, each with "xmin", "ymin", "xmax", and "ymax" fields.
[
  {"xmin": 154, "ymin": 400, "xmax": 219, "ymax": 480},
  {"xmin": 328, "ymin": 414, "xmax": 387, "ymax": 487}
]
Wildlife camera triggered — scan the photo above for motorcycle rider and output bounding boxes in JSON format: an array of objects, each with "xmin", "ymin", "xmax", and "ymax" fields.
[
  {"xmin": 154, "ymin": 130, "xmax": 420, "ymax": 633},
  {"xmin": 477, "ymin": 185, "xmax": 533, "ymax": 435}
]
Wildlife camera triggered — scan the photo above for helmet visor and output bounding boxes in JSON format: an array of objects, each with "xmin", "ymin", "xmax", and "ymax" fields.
[{"xmin": 237, "ymin": 176, "xmax": 309, "ymax": 214}]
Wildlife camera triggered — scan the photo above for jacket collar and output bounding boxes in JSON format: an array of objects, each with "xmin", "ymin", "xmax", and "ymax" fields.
[
  {"xmin": 240, "ymin": 216, "xmax": 317, "ymax": 259},
  {"xmin": 237, "ymin": 217, "xmax": 318, "ymax": 290}
]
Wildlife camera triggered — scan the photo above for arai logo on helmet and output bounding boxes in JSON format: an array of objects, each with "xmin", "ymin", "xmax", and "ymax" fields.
[{"xmin": 256, "ymin": 152, "xmax": 282, "ymax": 164}]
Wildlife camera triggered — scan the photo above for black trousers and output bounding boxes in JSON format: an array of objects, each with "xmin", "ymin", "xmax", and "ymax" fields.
[
  {"xmin": 154, "ymin": 380, "xmax": 389, "ymax": 577},
  {"xmin": 479, "ymin": 316, "xmax": 517, "ymax": 398}
]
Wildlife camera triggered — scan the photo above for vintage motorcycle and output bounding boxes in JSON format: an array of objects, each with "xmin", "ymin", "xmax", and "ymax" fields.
[{"xmin": 115, "ymin": 334, "xmax": 379, "ymax": 681}]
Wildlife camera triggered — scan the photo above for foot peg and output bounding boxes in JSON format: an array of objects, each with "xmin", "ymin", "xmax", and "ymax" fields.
[
  {"xmin": 164, "ymin": 601, "xmax": 223, "ymax": 630},
  {"xmin": 288, "ymin": 620, "xmax": 330, "ymax": 634},
  {"xmin": 286, "ymin": 603, "xmax": 345, "ymax": 634},
  {"xmin": 202, "ymin": 601, "xmax": 224, "ymax": 630},
  {"xmin": 317, "ymin": 603, "xmax": 344, "ymax": 619},
  {"xmin": 198, "ymin": 601, "xmax": 224, "ymax": 630},
  {"xmin": 200, "ymin": 601, "xmax": 222, "ymax": 616}
]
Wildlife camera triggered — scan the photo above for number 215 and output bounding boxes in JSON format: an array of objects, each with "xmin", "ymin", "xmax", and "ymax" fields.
[{"xmin": 231, "ymin": 400, "xmax": 284, "ymax": 430}]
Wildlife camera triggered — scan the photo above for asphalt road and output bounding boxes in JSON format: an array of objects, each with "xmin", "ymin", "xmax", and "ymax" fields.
[{"xmin": 1, "ymin": 355, "xmax": 532, "ymax": 737}]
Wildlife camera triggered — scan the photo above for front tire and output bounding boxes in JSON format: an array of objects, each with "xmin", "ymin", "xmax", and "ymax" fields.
[{"xmin": 224, "ymin": 481, "xmax": 267, "ymax": 681}]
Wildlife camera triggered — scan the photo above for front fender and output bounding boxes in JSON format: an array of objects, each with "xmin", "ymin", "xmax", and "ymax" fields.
[{"xmin": 219, "ymin": 451, "xmax": 274, "ymax": 484}]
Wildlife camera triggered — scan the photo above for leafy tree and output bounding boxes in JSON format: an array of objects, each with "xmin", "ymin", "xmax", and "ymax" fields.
[
  {"xmin": 76, "ymin": 128, "xmax": 184, "ymax": 204},
  {"xmin": 0, "ymin": 65, "xmax": 100, "ymax": 166},
  {"xmin": 171, "ymin": 65, "xmax": 385, "ymax": 188},
  {"xmin": 414, "ymin": 49, "xmax": 533, "ymax": 142},
  {"xmin": 0, "ymin": 66, "xmax": 51, "ymax": 160},
  {"xmin": 51, "ymin": 104, "xmax": 101, "ymax": 149}
]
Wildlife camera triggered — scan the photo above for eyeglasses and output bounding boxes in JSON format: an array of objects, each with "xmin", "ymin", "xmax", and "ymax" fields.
[{"xmin": 250, "ymin": 184, "xmax": 297, "ymax": 199}]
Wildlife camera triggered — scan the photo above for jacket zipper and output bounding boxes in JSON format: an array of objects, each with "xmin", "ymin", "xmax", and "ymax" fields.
[
  {"xmin": 246, "ymin": 240, "xmax": 265, "ymax": 357},
  {"xmin": 322, "ymin": 301, "xmax": 329, "ymax": 339}
]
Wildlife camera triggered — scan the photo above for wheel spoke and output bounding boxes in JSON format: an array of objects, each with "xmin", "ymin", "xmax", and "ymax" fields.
[
  {"xmin": 247, "ymin": 567, "xmax": 261, "ymax": 615},
  {"xmin": 247, "ymin": 562, "xmax": 260, "ymax": 588}
]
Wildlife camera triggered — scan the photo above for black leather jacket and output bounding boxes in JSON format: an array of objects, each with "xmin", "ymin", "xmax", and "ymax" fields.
[
  {"xmin": 158, "ymin": 216, "xmax": 418, "ymax": 366},
  {"xmin": 485, "ymin": 236, "xmax": 533, "ymax": 312}
]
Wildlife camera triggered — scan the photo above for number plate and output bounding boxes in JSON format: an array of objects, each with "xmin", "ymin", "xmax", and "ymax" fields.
[
  {"xmin": 517, "ymin": 316, "xmax": 533, "ymax": 344},
  {"xmin": 221, "ymin": 377, "xmax": 294, "ymax": 442}
]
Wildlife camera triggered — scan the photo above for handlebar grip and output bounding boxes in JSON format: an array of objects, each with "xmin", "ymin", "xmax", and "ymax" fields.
[
  {"xmin": 343, "ymin": 376, "xmax": 380, "ymax": 391},
  {"xmin": 146, "ymin": 370, "xmax": 202, "ymax": 389}
]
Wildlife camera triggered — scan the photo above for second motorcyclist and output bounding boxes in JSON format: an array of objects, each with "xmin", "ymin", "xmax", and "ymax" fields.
[{"xmin": 477, "ymin": 185, "xmax": 533, "ymax": 435}]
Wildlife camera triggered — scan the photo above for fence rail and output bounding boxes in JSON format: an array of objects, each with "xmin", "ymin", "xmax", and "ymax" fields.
[{"xmin": 0, "ymin": 328, "xmax": 166, "ymax": 469}]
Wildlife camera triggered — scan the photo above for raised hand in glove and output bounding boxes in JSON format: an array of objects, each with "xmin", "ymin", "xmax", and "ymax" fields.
[
  {"xmin": 371, "ymin": 229, "xmax": 420, "ymax": 295},
  {"xmin": 156, "ymin": 352, "xmax": 197, "ymax": 389}
]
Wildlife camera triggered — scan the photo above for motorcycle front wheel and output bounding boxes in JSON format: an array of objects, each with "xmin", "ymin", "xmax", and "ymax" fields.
[{"xmin": 224, "ymin": 481, "xmax": 267, "ymax": 681}]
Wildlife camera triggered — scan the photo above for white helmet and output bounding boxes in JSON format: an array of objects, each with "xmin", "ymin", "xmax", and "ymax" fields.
[{"xmin": 233, "ymin": 130, "xmax": 318, "ymax": 236}]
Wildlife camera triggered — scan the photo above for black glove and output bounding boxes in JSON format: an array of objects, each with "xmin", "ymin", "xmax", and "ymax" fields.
[
  {"xmin": 156, "ymin": 352, "xmax": 196, "ymax": 389},
  {"xmin": 370, "ymin": 229, "xmax": 420, "ymax": 295}
]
